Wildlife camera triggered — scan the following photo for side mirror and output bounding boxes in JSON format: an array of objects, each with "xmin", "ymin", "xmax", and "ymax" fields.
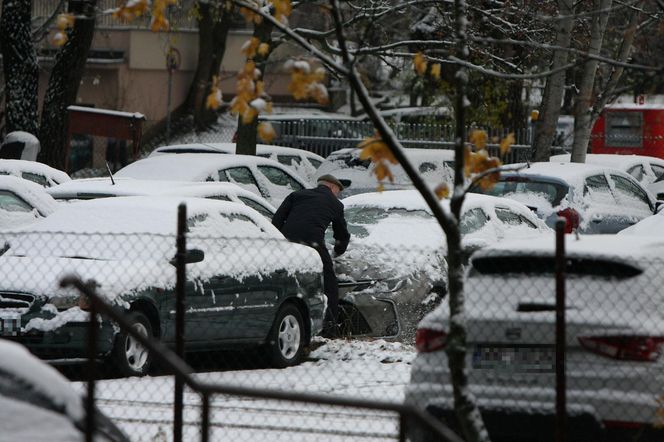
[{"xmin": 169, "ymin": 248, "xmax": 204, "ymax": 266}]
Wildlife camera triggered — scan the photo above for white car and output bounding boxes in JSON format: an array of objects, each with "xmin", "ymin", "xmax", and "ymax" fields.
[
  {"xmin": 114, "ymin": 154, "xmax": 309, "ymax": 207},
  {"xmin": 333, "ymin": 190, "xmax": 549, "ymax": 340},
  {"xmin": 406, "ymin": 234, "xmax": 664, "ymax": 441},
  {"xmin": 550, "ymin": 153, "xmax": 664, "ymax": 197},
  {"xmin": 149, "ymin": 143, "xmax": 324, "ymax": 183},
  {"xmin": 0, "ymin": 159, "xmax": 70, "ymax": 187},
  {"xmin": 317, "ymin": 148, "xmax": 455, "ymax": 196},
  {"xmin": 46, "ymin": 178, "xmax": 276, "ymax": 218},
  {"xmin": 0, "ymin": 175, "xmax": 58, "ymax": 229},
  {"xmin": 471, "ymin": 162, "xmax": 657, "ymax": 234},
  {"xmin": 0, "ymin": 339, "xmax": 129, "ymax": 441}
]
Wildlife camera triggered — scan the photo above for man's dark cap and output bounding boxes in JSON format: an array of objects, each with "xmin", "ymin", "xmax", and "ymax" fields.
[{"xmin": 317, "ymin": 174, "xmax": 344, "ymax": 191}]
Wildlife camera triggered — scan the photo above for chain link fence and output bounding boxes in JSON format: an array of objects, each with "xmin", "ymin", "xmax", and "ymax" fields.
[{"xmin": 2, "ymin": 212, "xmax": 664, "ymax": 441}]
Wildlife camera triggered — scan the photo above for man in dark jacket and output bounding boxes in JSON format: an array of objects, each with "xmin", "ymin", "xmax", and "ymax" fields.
[{"xmin": 272, "ymin": 174, "xmax": 350, "ymax": 328}]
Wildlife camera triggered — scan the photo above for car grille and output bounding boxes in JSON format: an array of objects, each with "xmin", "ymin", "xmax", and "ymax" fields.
[{"xmin": 0, "ymin": 292, "xmax": 35, "ymax": 309}]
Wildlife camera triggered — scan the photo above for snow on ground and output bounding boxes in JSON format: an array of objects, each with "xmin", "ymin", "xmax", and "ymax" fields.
[{"xmin": 72, "ymin": 338, "xmax": 416, "ymax": 441}]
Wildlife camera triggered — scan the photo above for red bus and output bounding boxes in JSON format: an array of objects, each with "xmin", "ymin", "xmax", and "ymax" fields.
[{"xmin": 591, "ymin": 103, "xmax": 664, "ymax": 158}]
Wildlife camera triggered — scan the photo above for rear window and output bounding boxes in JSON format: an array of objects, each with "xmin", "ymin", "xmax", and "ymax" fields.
[
  {"xmin": 472, "ymin": 177, "xmax": 568, "ymax": 206},
  {"xmin": 471, "ymin": 255, "xmax": 642, "ymax": 279}
]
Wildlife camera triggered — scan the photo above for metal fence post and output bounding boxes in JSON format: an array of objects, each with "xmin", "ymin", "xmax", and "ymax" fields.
[
  {"xmin": 85, "ymin": 295, "xmax": 98, "ymax": 442},
  {"xmin": 201, "ymin": 393, "xmax": 210, "ymax": 442},
  {"xmin": 555, "ymin": 218, "xmax": 567, "ymax": 442},
  {"xmin": 174, "ymin": 203, "xmax": 187, "ymax": 442}
]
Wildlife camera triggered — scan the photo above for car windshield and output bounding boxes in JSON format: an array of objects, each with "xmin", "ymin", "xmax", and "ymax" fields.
[{"xmin": 474, "ymin": 177, "xmax": 568, "ymax": 207}]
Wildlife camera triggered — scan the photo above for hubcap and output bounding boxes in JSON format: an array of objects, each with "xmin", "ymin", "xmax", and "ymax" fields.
[
  {"xmin": 278, "ymin": 314, "xmax": 301, "ymax": 360},
  {"xmin": 125, "ymin": 322, "xmax": 149, "ymax": 372}
]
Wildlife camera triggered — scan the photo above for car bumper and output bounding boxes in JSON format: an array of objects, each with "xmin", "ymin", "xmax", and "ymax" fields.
[{"xmin": 3, "ymin": 320, "xmax": 116, "ymax": 360}]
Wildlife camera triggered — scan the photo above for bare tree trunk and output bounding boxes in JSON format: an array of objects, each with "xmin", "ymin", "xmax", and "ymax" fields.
[
  {"xmin": 183, "ymin": 0, "xmax": 233, "ymax": 130},
  {"xmin": 236, "ymin": 19, "xmax": 273, "ymax": 155},
  {"xmin": 447, "ymin": 1, "xmax": 490, "ymax": 441},
  {"xmin": 591, "ymin": 1, "xmax": 642, "ymax": 120},
  {"xmin": 1, "ymin": 0, "xmax": 39, "ymax": 135},
  {"xmin": 532, "ymin": 0, "xmax": 575, "ymax": 162},
  {"xmin": 38, "ymin": 0, "xmax": 97, "ymax": 170},
  {"xmin": 570, "ymin": 0, "xmax": 612, "ymax": 163}
]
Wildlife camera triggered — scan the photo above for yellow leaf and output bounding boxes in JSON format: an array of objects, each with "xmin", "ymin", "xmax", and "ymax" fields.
[
  {"xmin": 205, "ymin": 86, "xmax": 222, "ymax": 110},
  {"xmin": 430, "ymin": 63, "xmax": 441, "ymax": 80},
  {"xmin": 413, "ymin": 52, "xmax": 427, "ymax": 76},
  {"xmin": 258, "ymin": 122, "xmax": 276, "ymax": 143},
  {"xmin": 434, "ymin": 183, "xmax": 450, "ymax": 199},
  {"xmin": 469, "ymin": 129, "xmax": 488, "ymax": 149},
  {"xmin": 242, "ymin": 107, "xmax": 258, "ymax": 124},
  {"xmin": 56, "ymin": 13, "xmax": 75, "ymax": 30},
  {"xmin": 257, "ymin": 43, "xmax": 270, "ymax": 57},
  {"xmin": 50, "ymin": 31, "xmax": 68, "ymax": 47},
  {"xmin": 530, "ymin": 110, "xmax": 540, "ymax": 121},
  {"xmin": 500, "ymin": 132, "xmax": 515, "ymax": 156},
  {"xmin": 241, "ymin": 37, "xmax": 260, "ymax": 58}
]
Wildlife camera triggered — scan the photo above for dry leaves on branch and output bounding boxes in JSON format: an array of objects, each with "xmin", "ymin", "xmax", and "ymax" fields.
[
  {"xmin": 50, "ymin": 13, "xmax": 75, "ymax": 46},
  {"xmin": 205, "ymin": 76, "xmax": 223, "ymax": 110},
  {"xmin": 465, "ymin": 130, "xmax": 504, "ymax": 190},
  {"xmin": 258, "ymin": 122, "xmax": 276, "ymax": 143},
  {"xmin": 285, "ymin": 60, "xmax": 329, "ymax": 106},
  {"xmin": 358, "ymin": 135, "xmax": 398, "ymax": 191}
]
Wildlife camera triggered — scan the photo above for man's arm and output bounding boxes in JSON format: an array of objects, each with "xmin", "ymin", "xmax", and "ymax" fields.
[
  {"xmin": 332, "ymin": 204, "xmax": 350, "ymax": 256},
  {"xmin": 271, "ymin": 194, "xmax": 293, "ymax": 231}
]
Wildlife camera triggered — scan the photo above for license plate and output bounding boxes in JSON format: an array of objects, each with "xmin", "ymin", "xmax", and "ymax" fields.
[
  {"xmin": 472, "ymin": 344, "xmax": 554, "ymax": 373},
  {"xmin": 0, "ymin": 316, "xmax": 21, "ymax": 336}
]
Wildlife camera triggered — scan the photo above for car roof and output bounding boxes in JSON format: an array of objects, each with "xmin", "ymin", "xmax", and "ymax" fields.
[
  {"xmin": 14, "ymin": 196, "xmax": 277, "ymax": 236},
  {"xmin": 473, "ymin": 234, "xmax": 663, "ymax": 261},
  {"xmin": 151, "ymin": 143, "xmax": 325, "ymax": 161},
  {"xmin": 549, "ymin": 154, "xmax": 664, "ymax": 169},
  {"xmin": 503, "ymin": 162, "xmax": 634, "ymax": 189},
  {"xmin": 0, "ymin": 159, "xmax": 70, "ymax": 183},
  {"xmin": 115, "ymin": 153, "xmax": 307, "ymax": 182},
  {"xmin": 47, "ymin": 177, "xmax": 273, "ymax": 203}
]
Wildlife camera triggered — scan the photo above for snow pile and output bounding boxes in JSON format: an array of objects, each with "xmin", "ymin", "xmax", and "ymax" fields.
[
  {"xmin": 0, "ymin": 159, "xmax": 70, "ymax": 186},
  {"xmin": 310, "ymin": 337, "xmax": 416, "ymax": 364}
]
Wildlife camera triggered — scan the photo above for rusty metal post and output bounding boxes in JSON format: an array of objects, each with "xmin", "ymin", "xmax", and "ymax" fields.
[
  {"xmin": 174, "ymin": 203, "xmax": 187, "ymax": 442},
  {"xmin": 85, "ymin": 296, "xmax": 98, "ymax": 442},
  {"xmin": 555, "ymin": 218, "xmax": 567, "ymax": 442}
]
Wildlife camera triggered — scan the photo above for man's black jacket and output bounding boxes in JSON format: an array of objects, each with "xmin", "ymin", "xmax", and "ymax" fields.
[{"xmin": 272, "ymin": 185, "xmax": 350, "ymax": 255}]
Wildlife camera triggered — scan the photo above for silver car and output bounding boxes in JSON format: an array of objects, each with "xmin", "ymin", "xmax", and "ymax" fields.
[{"xmin": 406, "ymin": 234, "xmax": 664, "ymax": 441}]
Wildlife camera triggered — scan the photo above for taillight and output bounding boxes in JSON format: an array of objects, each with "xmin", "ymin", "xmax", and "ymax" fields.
[
  {"xmin": 415, "ymin": 328, "xmax": 448, "ymax": 353},
  {"xmin": 578, "ymin": 335, "xmax": 664, "ymax": 362},
  {"xmin": 556, "ymin": 208, "xmax": 580, "ymax": 233}
]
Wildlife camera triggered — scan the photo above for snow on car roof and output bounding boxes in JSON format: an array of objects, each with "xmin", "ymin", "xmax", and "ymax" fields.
[
  {"xmin": 0, "ymin": 159, "xmax": 70, "ymax": 183},
  {"xmin": 549, "ymin": 154, "xmax": 664, "ymax": 169},
  {"xmin": 151, "ymin": 143, "xmax": 325, "ymax": 161},
  {"xmin": 618, "ymin": 212, "xmax": 664, "ymax": 237},
  {"xmin": 505, "ymin": 161, "xmax": 623, "ymax": 189},
  {"xmin": 0, "ymin": 175, "xmax": 58, "ymax": 215},
  {"xmin": 13, "ymin": 196, "xmax": 278, "ymax": 236},
  {"xmin": 115, "ymin": 153, "xmax": 302, "ymax": 182},
  {"xmin": 47, "ymin": 177, "xmax": 273, "ymax": 205},
  {"xmin": 473, "ymin": 233, "xmax": 664, "ymax": 261}
]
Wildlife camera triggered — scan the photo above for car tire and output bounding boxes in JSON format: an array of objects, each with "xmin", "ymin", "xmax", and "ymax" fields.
[
  {"xmin": 268, "ymin": 304, "xmax": 306, "ymax": 368},
  {"xmin": 110, "ymin": 311, "xmax": 153, "ymax": 377}
]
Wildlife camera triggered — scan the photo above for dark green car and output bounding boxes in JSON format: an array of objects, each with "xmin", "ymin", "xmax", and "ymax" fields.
[{"xmin": 0, "ymin": 196, "xmax": 325, "ymax": 376}]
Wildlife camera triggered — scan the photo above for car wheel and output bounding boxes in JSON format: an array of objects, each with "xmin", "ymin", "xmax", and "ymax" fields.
[
  {"xmin": 111, "ymin": 311, "xmax": 153, "ymax": 377},
  {"xmin": 268, "ymin": 304, "xmax": 306, "ymax": 368}
]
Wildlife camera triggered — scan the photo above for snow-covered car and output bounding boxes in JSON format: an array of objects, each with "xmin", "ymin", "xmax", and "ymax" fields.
[
  {"xmin": 470, "ymin": 162, "xmax": 657, "ymax": 234},
  {"xmin": 550, "ymin": 153, "xmax": 664, "ymax": 196},
  {"xmin": 47, "ymin": 178, "xmax": 276, "ymax": 218},
  {"xmin": 0, "ymin": 196, "xmax": 324, "ymax": 376},
  {"xmin": 406, "ymin": 235, "xmax": 664, "ymax": 442},
  {"xmin": 0, "ymin": 339, "xmax": 129, "ymax": 441},
  {"xmin": 114, "ymin": 154, "xmax": 309, "ymax": 207},
  {"xmin": 0, "ymin": 159, "xmax": 70, "ymax": 187},
  {"xmin": 333, "ymin": 190, "xmax": 549, "ymax": 341},
  {"xmin": 149, "ymin": 143, "xmax": 324, "ymax": 184},
  {"xmin": 317, "ymin": 148, "xmax": 455, "ymax": 197},
  {"xmin": 0, "ymin": 175, "xmax": 58, "ymax": 229}
]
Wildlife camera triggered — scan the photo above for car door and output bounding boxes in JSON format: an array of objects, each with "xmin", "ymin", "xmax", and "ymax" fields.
[
  {"xmin": 256, "ymin": 165, "xmax": 305, "ymax": 205},
  {"xmin": 219, "ymin": 167, "xmax": 267, "ymax": 200},
  {"xmin": 582, "ymin": 174, "xmax": 622, "ymax": 233}
]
